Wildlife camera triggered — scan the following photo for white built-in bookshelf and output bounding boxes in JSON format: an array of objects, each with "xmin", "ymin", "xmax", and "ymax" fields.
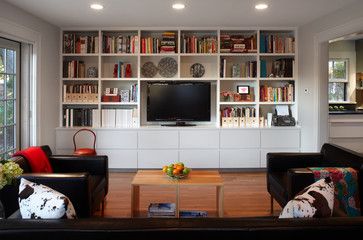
[{"xmin": 59, "ymin": 28, "xmax": 297, "ymax": 129}]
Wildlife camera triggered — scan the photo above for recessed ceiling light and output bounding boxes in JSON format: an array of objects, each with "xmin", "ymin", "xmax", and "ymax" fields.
[
  {"xmin": 90, "ymin": 3, "xmax": 103, "ymax": 10},
  {"xmin": 172, "ymin": 3, "xmax": 185, "ymax": 10},
  {"xmin": 255, "ymin": 3, "xmax": 268, "ymax": 10}
]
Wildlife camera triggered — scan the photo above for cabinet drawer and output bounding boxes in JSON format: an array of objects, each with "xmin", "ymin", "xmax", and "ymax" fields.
[
  {"xmin": 260, "ymin": 148, "xmax": 300, "ymax": 168},
  {"xmin": 96, "ymin": 131, "xmax": 137, "ymax": 149},
  {"xmin": 97, "ymin": 149, "xmax": 137, "ymax": 169},
  {"xmin": 220, "ymin": 149, "xmax": 260, "ymax": 168},
  {"xmin": 220, "ymin": 130, "xmax": 260, "ymax": 148},
  {"xmin": 330, "ymin": 123, "xmax": 363, "ymax": 138},
  {"xmin": 179, "ymin": 130, "xmax": 219, "ymax": 149},
  {"xmin": 261, "ymin": 129, "xmax": 300, "ymax": 148},
  {"xmin": 138, "ymin": 150, "xmax": 178, "ymax": 168},
  {"xmin": 179, "ymin": 150, "xmax": 219, "ymax": 168},
  {"xmin": 138, "ymin": 131, "xmax": 178, "ymax": 149}
]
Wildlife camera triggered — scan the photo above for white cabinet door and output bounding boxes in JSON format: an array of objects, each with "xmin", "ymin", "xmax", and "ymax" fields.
[
  {"xmin": 179, "ymin": 130, "xmax": 219, "ymax": 149},
  {"xmin": 260, "ymin": 148, "xmax": 300, "ymax": 168},
  {"xmin": 220, "ymin": 149, "xmax": 260, "ymax": 168},
  {"xmin": 179, "ymin": 150, "xmax": 219, "ymax": 168},
  {"xmin": 96, "ymin": 130, "xmax": 137, "ymax": 149},
  {"xmin": 138, "ymin": 150, "xmax": 178, "ymax": 168},
  {"xmin": 261, "ymin": 129, "xmax": 300, "ymax": 148},
  {"xmin": 220, "ymin": 130, "xmax": 260, "ymax": 149},
  {"xmin": 97, "ymin": 149, "xmax": 137, "ymax": 169},
  {"xmin": 138, "ymin": 131, "xmax": 178, "ymax": 149}
]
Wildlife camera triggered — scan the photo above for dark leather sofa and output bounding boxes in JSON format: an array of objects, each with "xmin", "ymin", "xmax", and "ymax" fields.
[
  {"xmin": 0, "ymin": 145, "xmax": 108, "ymax": 218},
  {"xmin": 267, "ymin": 143, "xmax": 363, "ymax": 213},
  {"xmin": 1, "ymin": 217, "xmax": 363, "ymax": 240}
]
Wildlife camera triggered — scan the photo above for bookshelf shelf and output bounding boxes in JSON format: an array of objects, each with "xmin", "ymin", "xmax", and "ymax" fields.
[
  {"xmin": 101, "ymin": 102, "xmax": 138, "ymax": 105},
  {"xmin": 220, "ymin": 102, "xmax": 257, "ymax": 105},
  {"xmin": 60, "ymin": 27, "xmax": 297, "ymax": 129}
]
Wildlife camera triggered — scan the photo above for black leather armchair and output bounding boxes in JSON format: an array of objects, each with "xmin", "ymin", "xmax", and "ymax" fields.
[
  {"xmin": 267, "ymin": 143, "xmax": 363, "ymax": 214},
  {"xmin": 0, "ymin": 145, "xmax": 108, "ymax": 218}
]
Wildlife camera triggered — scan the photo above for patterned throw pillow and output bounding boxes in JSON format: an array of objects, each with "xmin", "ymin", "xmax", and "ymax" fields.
[
  {"xmin": 279, "ymin": 177, "xmax": 334, "ymax": 218},
  {"xmin": 18, "ymin": 178, "xmax": 77, "ymax": 219}
]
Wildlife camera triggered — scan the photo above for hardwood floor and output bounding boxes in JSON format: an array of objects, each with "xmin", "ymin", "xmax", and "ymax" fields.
[{"xmin": 98, "ymin": 172, "xmax": 281, "ymax": 218}]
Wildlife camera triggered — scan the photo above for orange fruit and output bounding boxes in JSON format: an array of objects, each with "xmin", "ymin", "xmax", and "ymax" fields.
[
  {"xmin": 176, "ymin": 165, "xmax": 184, "ymax": 171},
  {"xmin": 173, "ymin": 169, "xmax": 180, "ymax": 175}
]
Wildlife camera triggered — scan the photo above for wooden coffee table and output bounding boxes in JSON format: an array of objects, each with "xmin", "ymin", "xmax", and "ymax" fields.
[{"xmin": 131, "ymin": 170, "xmax": 224, "ymax": 217}]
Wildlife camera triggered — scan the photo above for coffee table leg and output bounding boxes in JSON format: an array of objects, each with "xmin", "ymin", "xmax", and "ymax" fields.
[
  {"xmin": 176, "ymin": 184, "xmax": 180, "ymax": 218},
  {"xmin": 216, "ymin": 185, "xmax": 224, "ymax": 217},
  {"xmin": 131, "ymin": 185, "xmax": 140, "ymax": 217}
]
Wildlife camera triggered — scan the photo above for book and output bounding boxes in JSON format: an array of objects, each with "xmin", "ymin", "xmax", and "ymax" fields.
[
  {"xmin": 180, "ymin": 210, "xmax": 208, "ymax": 218},
  {"xmin": 148, "ymin": 203, "xmax": 176, "ymax": 214}
]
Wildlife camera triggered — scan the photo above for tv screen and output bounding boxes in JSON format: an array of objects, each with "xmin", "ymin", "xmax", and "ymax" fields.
[{"xmin": 147, "ymin": 82, "xmax": 211, "ymax": 122}]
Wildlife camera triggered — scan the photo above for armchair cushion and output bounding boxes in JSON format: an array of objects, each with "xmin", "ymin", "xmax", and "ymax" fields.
[
  {"xmin": 18, "ymin": 178, "xmax": 77, "ymax": 219},
  {"xmin": 13, "ymin": 147, "xmax": 53, "ymax": 173}
]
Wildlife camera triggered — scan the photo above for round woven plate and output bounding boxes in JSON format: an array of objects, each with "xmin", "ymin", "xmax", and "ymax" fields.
[
  {"xmin": 141, "ymin": 61, "xmax": 158, "ymax": 78},
  {"xmin": 190, "ymin": 63, "xmax": 205, "ymax": 78},
  {"xmin": 158, "ymin": 57, "xmax": 178, "ymax": 78}
]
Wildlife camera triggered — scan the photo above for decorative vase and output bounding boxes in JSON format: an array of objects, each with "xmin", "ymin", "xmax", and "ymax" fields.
[{"xmin": 87, "ymin": 66, "xmax": 98, "ymax": 78}]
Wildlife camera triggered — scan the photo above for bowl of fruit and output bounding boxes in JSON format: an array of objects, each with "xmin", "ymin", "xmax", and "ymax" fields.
[{"xmin": 162, "ymin": 162, "xmax": 191, "ymax": 179}]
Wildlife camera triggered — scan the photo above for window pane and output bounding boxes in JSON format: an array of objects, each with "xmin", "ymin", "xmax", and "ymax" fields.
[
  {"xmin": 5, "ymin": 126, "xmax": 14, "ymax": 151},
  {"xmin": 0, "ymin": 74, "xmax": 4, "ymax": 99},
  {"xmin": 0, "ymin": 127, "xmax": 4, "ymax": 153},
  {"xmin": 333, "ymin": 60, "xmax": 346, "ymax": 79},
  {"xmin": 0, "ymin": 102, "xmax": 4, "ymax": 127},
  {"xmin": 6, "ymin": 74, "xmax": 14, "ymax": 99},
  {"xmin": 329, "ymin": 82, "xmax": 345, "ymax": 102},
  {"xmin": 5, "ymin": 49, "xmax": 15, "ymax": 74},
  {"xmin": 0, "ymin": 49, "xmax": 4, "ymax": 74},
  {"xmin": 6, "ymin": 100, "xmax": 14, "ymax": 125},
  {"xmin": 6, "ymin": 150, "xmax": 14, "ymax": 159}
]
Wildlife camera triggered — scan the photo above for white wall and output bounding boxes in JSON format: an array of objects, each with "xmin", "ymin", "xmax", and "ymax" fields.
[
  {"xmin": 0, "ymin": 1, "xmax": 60, "ymax": 151},
  {"xmin": 328, "ymin": 40, "xmax": 356, "ymax": 102},
  {"xmin": 298, "ymin": 0, "xmax": 363, "ymax": 151}
]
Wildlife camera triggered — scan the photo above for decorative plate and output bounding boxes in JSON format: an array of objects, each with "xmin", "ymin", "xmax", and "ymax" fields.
[
  {"xmin": 190, "ymin": 63, "xmax": 205, "ymax": 78},
  {"xmin": 158, "ymin": 57, "xmax": 178, "ymax": 78},
  {"xmin": 141, "ymin": 61, "xmax": 158, "ymax": 78}
]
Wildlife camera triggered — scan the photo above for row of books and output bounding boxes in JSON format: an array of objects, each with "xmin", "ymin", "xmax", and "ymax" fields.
[
  {"xmin": 141, "ymin": 32, "xmax": 176, "ymax": 54},
  {"xmin": 148, "ymin": 203, "xmax": 207, "ymax": 218},
  {"xmin": 113, "ymin": 62, "xmax": 132, "ymax": 78},
  {"xmin": 220, "ymin": 34, "xmax": 257, "ymax": 53},
  {"xmin": 63, "ymin": 108, "xmax": 95, "ymax": 127},
  {"xmin": 220, "ymin": 106, "xmax": 257, "ymax": 118},
  {"xmin": 221, "ymin": 116, "xmax": 263, "ymax": 128},
  {"xmin": 63, "ymin": 34, "xmax": 99, "ymax": 54},
  {"xmin": 260, "ymin": 84, "xmax": 294, "ymax": 102},
  {"xmin": 102, "ymin": 35, "xmax": 139, "ymax": 54},
  {"xmin": 260, "ymin": 58, "xmax": 294, "ymax": 78},
  {"xmin": 260, "ymin": 34, "xmax": 295, "ymax": 53},
  {"xmin": 63, "ymin": 84, "xmax": 98, "ymax": 103},
  {"xmin": 181, "ymin": 35, "xmax": 217, "ymax": 53},
  {"xmin": 101, "ymin": 109, "xmax": 138, "ymax": 128},
  {"xmin": 63, "ymin": 60, "xmax": 86, "ymax": 78},
  {"xmin": 220, "ymin": 59, "xmax": 257, "ymax": 78}
]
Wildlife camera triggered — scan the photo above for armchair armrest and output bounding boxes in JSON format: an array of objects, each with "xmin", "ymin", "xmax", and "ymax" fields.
[
  {"xmin": 20, "ymin": 173, "xmax": 92, "ymax": 218},
  {"xmin": 287, "ymin": 168, "xmax": 315, "ymax": 200},
  {"xmin": 49, "ymin": 155, "xmax": 108, "ymax": 176},
  {"xmin": 267, "ymin": 152, "xmax": 324, "ymax": 173}
]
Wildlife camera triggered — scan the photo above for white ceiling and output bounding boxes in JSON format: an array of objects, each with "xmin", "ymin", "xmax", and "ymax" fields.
[{"xmin": 5, "ymin": 0, "xmax": 358, "ymax": 28}]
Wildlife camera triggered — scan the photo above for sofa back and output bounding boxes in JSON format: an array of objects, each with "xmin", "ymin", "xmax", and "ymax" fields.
[{"xmin": 1, "ymin": 217, "xmax": 363, "ymax": 239}]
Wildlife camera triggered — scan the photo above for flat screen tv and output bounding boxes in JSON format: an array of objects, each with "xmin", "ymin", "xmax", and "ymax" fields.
[{"xmin": 147, "ymin": 82, "xmax": 211, "ymax": 126}]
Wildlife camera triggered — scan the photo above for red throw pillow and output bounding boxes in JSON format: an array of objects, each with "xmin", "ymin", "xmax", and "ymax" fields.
[{"xmin": 13, "ymin": 147, "xmax": 53, "ymax": 173}]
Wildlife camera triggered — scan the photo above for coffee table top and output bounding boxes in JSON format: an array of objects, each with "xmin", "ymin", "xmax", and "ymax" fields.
[{"xmin": 131, "ymin": 170, "xmax": 223, "ymax": 186}]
